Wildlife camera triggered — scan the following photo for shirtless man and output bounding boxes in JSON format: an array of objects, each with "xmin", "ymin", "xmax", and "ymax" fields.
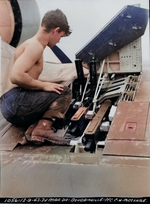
[{"xmin": 1, "ymin": 9, "xmax": 72, "ymax": 145}]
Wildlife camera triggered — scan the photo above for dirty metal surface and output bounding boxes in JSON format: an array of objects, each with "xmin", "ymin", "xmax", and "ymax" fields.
[
  {"xmin": 134, "ymin": 81, "xmax": 150, "ymax": 102},
  {"xmin": 0, "ymin": 99, "xmax": 12, "ymax": 138},
  {"xmin": 134, "ymin": 67, "xmax": 150, "ymax": 102},
  {"xmin": 0, "ymin": 144, "xmax": 103, "ymax": 169},
  {"xmin": 100, "ymin": 155, "xmax": 150, "ymax": 169},
  {"xmin": 145, "ymin": 104, "xmax": 150, "ymax": 141},
  {"xmin": 0, "ymin": 118, "xmax": 12, "ymax": 138},
  {"xmin": 100, "ymin": 155, "xmax": 150, "ymax": 168},
  {"xmin": 1, "ymin": 145, "xmax": 71, "ymax": 168},
  {"xmin": 106, "ymin": 101, "xmax": 149, "ymax": 140},
  {"xmin": 0, "ymin": 125, "xmax": 25, "ymax": 151},
  {"xmin": 103, "ymin": 140, "xmax": 150, "ymax": 157},
  {"xmin": 1, "ymin": 157, "xmax": 150, "ymax": 198},
  {"xmin": 1, "ymin": 62, "xmax": 150, "ymax": 198},
  {"xmin": 103, "ymin": 66, "xmax": 150, "ymax": 158}
]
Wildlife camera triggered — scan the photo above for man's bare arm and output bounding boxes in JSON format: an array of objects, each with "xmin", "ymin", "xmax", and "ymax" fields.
[{"xmin": 10, "ymin": 43, "xmax": 63, "ymax": 94}]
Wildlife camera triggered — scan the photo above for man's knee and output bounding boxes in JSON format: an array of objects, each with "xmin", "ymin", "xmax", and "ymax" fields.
[
  {"xmin": 60, "ymin": 86, "xmax": 72, "ymax": 104},
  {"xmin": 48, "ymin": 86, "xmax": 72, "ymax": 113},
  {"xmin": 61, "ymin": 86, "xmax": 72, "ymax": 97}
]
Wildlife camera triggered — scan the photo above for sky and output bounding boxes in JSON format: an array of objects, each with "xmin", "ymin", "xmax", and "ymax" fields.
[{"xmin": 36, "ymin": 0, "xmax": 149, "ymax": 63}]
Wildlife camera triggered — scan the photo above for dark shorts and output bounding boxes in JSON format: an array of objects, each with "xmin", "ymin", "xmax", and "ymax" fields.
[{"xmin": 1, "ymin": 87, "xmax": 61, "ymax": 126}]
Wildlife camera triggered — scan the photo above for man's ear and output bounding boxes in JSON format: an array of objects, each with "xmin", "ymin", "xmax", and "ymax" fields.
[{"xmin": 54, "ymin": 27, "xmax": 60, "ymax": 33}]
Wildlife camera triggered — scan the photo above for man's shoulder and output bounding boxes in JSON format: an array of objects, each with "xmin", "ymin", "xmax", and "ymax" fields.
[
  {"xmin": 23, "ymin": 39, "xmax": 44, "ymax": 55},
  {"xmin": 26, "ymin": 39, "xmax": 43, "ymax": 49}
]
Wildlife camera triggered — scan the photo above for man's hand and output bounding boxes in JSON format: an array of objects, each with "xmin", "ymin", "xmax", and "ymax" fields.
[{"xmin": 43, "ymin": 82, "xmax": 64, "ymax": 94}]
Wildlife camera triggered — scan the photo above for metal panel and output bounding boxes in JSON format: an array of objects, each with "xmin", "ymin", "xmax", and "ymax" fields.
[
  {"xmin": 107, "ymin": 101, "xmax": 149, "ymax": 140},
  {"xmin": 76, "ymin": 5, "xmax": 149, "ymax": 63},
  {"xmin": 1, "ymin": 157, "xmax": 150, "ymax": 197},
  {"xmin": 134, "ymin": 81, "xmax": 150, "ymax": 102},
  {"xmin": 103, "ymin": 67, "xmax": 150, "ymax": 158},
  {"xmin": 0, "ymin": 125, "xmax": 25, "ymax": 151},
  {"xmin": 103, "ymin": 39, "xmax": 142, "ymax": 73},
  {"xmin": 103, "ymin": 140, "xmax": 150, "ymax": 157},
  {"xmin": 101, "ymin": 155, "xmax": 150, "ymax": 168}
]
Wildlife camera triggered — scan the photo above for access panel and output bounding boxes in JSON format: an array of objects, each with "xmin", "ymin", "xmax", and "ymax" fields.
[{"xmin": 76, "ymin": 5, "xmax": 149, "ymax": 63}]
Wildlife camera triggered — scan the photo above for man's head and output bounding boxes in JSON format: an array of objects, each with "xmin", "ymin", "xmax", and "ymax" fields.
[{"xmin": 41, "ymin": 9, "xmax": 71, "ymax": 37}]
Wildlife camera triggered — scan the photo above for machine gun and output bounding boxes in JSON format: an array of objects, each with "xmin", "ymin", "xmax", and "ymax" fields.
[
  {"xmin": 64, "ymin": 58, "xmax": 109, "ymax": 146},
  {"xmin": 56, "ymin": 4, "xmax": 149, "ymax": 152}
]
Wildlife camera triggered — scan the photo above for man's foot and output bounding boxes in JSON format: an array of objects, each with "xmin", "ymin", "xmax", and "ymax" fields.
[
  {"xmin": 25, "ymin": 119, "xmax": 70, "ymax": 146},
  {"xmin": 25, "ymin": 123, "xmax": 38, "ymax": 144}
]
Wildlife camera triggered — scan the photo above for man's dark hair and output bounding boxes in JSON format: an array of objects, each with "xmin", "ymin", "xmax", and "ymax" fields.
[{"xmin": 41, "ymin": 9, "xmax": 72, "ymax": 36}]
